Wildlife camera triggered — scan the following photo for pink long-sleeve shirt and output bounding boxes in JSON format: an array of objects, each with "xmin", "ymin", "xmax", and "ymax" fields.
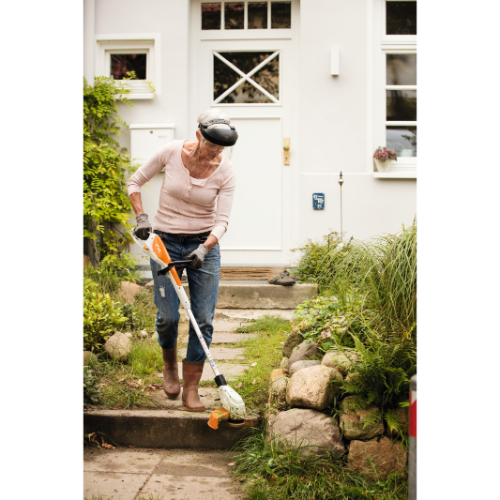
[{"xmin": 127, "ymin": 140, "xmax": 236, "ymax": 241}]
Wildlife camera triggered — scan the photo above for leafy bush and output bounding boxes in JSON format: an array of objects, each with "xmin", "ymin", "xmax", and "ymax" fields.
[
  {"xmin": 84, "ymin": 75, "xmax": 139, "ymax": 274},
  {"xmin": 83, "ymin": 290, "xmax": 128, "ymax": 351}
]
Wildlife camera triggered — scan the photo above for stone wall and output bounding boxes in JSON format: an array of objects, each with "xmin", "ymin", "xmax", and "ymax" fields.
[{"xmin": 266, "ymin": 332, "xmax": 408, "ymax": 479}]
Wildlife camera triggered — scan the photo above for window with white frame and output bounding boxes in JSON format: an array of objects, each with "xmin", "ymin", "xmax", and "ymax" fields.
[
  {"xmin": 373, "ymin": 1, "xmax": 417, "ymax": 175},
  {"xmin": 95, "ymin": 34, "xmax": 160, "ymax": 99}
]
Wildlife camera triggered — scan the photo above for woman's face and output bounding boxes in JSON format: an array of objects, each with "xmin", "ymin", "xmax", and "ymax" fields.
[{"xmin": 196, "ymin": 131, "xmax": 225, "ymax": 156}]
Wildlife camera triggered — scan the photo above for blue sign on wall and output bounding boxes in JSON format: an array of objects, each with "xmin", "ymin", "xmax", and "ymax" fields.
[{"xmin": 313, "ymin": 193, "xmax": 325, "ymax": 210}]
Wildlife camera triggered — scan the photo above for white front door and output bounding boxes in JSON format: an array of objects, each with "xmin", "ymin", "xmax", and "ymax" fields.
[{"xmin": 190, "ymin": 1, "xmax": 299, "ymax": 266}]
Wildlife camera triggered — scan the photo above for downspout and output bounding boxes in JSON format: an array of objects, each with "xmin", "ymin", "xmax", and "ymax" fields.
[{"xmin": 84, "ymin": 0, "xmax": 95, "ymax": 83}]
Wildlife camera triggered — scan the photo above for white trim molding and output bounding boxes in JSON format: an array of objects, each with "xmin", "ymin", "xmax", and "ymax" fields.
[{"xmin": 94, "ymin": 33, "xmax": 161, "ymax": 99}]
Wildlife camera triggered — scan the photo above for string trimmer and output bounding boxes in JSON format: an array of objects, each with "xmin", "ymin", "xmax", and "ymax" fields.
[{"xmin": 131, "ymin": 229, "xmax": 247, "ymax": 426}]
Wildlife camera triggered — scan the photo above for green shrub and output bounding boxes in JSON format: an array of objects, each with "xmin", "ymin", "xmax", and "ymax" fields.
[
  {"xmin": 84, "ymin": 75, "xmax": 140, "ymax": 273},
  {"xmin": 84, "ymin": 291, "xmax": 128, "ymax": 351}
]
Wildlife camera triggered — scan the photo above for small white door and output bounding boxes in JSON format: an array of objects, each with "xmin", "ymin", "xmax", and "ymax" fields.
[{"xmin": 190, "ymin": 1, "xmax": 299, "ymax": 266}]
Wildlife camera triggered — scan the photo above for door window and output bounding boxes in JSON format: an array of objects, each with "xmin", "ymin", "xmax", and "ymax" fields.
[{"xmin": 213, "ymin": 51, "xmax": 280, "ymax": 104}]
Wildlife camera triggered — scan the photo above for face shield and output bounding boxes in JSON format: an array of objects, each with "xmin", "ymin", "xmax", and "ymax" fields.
[{"xmin": 198, "ymin": 119, "xmax": 239, "ymax": 148}]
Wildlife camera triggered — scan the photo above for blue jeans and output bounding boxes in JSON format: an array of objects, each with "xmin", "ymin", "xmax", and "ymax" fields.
[{"xmin": 150, "ymin": 231, "xmax": 220, "ymax": 362}]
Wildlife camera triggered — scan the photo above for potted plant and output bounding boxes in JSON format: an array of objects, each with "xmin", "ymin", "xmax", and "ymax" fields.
[{"xmin": 373, "ymin": 147, "xmax": 398, "ymax": 173}]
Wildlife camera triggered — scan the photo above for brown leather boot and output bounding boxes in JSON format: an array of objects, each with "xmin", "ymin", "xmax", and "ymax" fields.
[
  {"xmin": 162, "ymin": 347, "xmax": 180, "ymax": 399},
  {"xmin": 181, "ymin": 360, "xmax": 205, "ymax": 412}
]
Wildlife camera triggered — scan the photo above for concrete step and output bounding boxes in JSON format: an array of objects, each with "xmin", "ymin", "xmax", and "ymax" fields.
[
  {"xmin": 179, "ymin": 347, "xmax": 245, "ymax": 360},
  {"xmin": 147, "ymin": 280, "xmax": 317, "ymax": 310},
  {"xmin": 84, "ymin": 409, "xmax": 256, "ymax": 451},
  {"xmin": 180, "ymin": 332, "xmax": 258, "ymax": 345},
  {"xmin": 214, "ymin": 308, "xmax": 295, "ymax": 321},
  {"xmin": 157, "ymin": 362, "xmax": 248, "ymax": 381}
]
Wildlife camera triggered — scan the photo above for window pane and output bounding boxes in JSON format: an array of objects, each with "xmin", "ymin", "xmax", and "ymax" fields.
[
  {"xmin": 110, "ymin": 54, "xmax": 147, "ymax": 80},
  {"xmin": 252, "ymin": 55, "xmax": 279, "ymax": 99},
  {"xmin": 202, "ymin": 3, "xmax": 221, "ymax": 30},
  {"xmin": 218, "ymin": 52, "xmax": 273, "ymax": 74},
  {"xmin": 248, "ymin": 2, "xmax": 268, "ymax": 29},
  {"xmin": 386, "ymin": 90, "xmax": 417, "ymax": 121},
  {"xmin": 386, "ymin": 1, "xmax": 417, "ymax": 35},
  {"xmin": 386, "ymin": 126, "xmax": 417, "ymax": 157},
  {"xmin": 221, "ymin": 82, "xmax": 274, "ymax": 103},
  {"xmin": 214, "ymin": 57, "xmax": 242, "ymax": 100},
  {"xmin": 271, "ymin": 2, "xmax": 291, "ymax": 29},
  {"xmin": 225, "ymin": 2, "xmax": 244, "ymax": 29},
  {"xmin": 386, "ymin": 54, "xmax": 417, "ymax": 85},
  {"xmin": 214, "ymin": 52, "xmax": 279, "ymax": 103}
]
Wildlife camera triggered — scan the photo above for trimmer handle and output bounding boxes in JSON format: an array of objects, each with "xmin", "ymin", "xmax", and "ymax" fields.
[{"xmin": 156, "ymin": 258, "xmax": 195, "ymax": 276}]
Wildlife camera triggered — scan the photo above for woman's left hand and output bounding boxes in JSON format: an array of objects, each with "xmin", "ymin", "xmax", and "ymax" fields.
[{"xmin": 187, "ymin": 244, "xmax": 209, "ymax": 269}]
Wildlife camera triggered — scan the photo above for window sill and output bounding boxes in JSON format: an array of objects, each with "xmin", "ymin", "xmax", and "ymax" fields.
[
  {"xmin": 373, "ymin": 170, "xmax": 416, "ymax": 179},
  {"xmin": 115, "ymin": 93, "xmax": 154, "ymax": 100}
]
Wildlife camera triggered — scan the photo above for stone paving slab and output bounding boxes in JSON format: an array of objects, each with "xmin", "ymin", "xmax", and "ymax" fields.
[
  {"xmin": 156, "ymin": 362, "xmax": 248, "ymax": 381},
  {"xmin": 84, "ymin": 448, "xmax": 241, "ymax": 500},
  {"xmin": 180, "ymin": 332, "xmax": 258, "ymax": 344},
  {"xmin": 148, "ymin": 387, "xmax": 221, "ymax": 411},
  {"xmin": 215, "ymin": 308, "xmax": 295, "ymax": 321},
  {"xmin": 180, "ymin": 347, "xmax": 245, "ymax": 360}
]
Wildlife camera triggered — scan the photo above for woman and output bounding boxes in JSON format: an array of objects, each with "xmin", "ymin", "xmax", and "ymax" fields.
[{"xmin": 127, "ymin": 109, "xmax": 238, "ymax": 412}]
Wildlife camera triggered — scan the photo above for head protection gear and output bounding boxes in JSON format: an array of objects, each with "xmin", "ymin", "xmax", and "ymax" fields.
[{"xmin": 198, "ymin": 119, "xmax": 238, "ymax": 147}]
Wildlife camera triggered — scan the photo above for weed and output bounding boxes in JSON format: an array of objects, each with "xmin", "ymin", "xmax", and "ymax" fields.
[{"xmin": 231, "ymin": 427, "xmax": 408, "ymax": 500}]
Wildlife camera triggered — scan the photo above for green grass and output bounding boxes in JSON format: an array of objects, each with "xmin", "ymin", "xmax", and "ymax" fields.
[
  {"xmin": 231, "ymin": 315, "xmax": 290, "ymax": 412},
  {"xmin": 230, "ymin": 427, "xmax": 408, "ymax": 500}
]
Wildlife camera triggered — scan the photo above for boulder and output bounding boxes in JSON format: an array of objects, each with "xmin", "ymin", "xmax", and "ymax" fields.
[
  {"xmin": 83, "ymin": 255, "xmax": 93, "ymax": 268},
  {"xmin": 286, "ymin": 364, "xmax": 343, "ymax": 410},
  {"xmin": 268, "ymin": 376, "xmax": 289, "ymax": 411},
  {"xmin": 282, "ymin": 329, "xmax": 304, "ymax": 358},
  {"xmin": 104, "ymin": 332, "xmax": 133, "ymax": 361},
  {"xmin": 339, "ymin": 396, "xmax": 384, "ymax": 440},
  {"xmin": 119, "ymin": 280, "xmax": 143, "ymax": 304},
  {"xmin": 289, "ymin": 359, "xmax": 320, "ymax": 377},
  {"xmin": 386, "ymin": 408, "xmax": 409, "ymax": 438},
  {"xmin": 288, "ymin": 342, "xmax": 319, "ymax": 366},
  {"xmin": 347, "ymin": 437, "xmax": 407, "ymax": 479},
  {"xmin": 280, "ymin": 357, "xmax": 289, "ymax": 372},
  {"xmin": 322, "ymin": 350, "xmax": 359, "ymax": 375},
  {"xmin": 267, "ymin": 408, "xmax": 345, "ymax": 456},
  {"xmin": 83, "ymin": 351, "xmax": 97, "ymax": 367}
]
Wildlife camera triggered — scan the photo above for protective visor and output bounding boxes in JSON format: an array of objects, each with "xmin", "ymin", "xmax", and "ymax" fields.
[{"xmin": 199, "ymin": 119, "xmax": 238, "ymax": 147}]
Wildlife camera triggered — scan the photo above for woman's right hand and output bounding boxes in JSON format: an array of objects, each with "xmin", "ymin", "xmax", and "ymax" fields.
[{"xmin": 135, "ymin": 213, "xmax": 152, "ymax": 240}]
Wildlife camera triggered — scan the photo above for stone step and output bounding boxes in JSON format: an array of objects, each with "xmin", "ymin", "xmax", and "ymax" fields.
[
  {"xmin": 147, "ymin": 387, "xmax": 222, "ymax": 412},
  {"xmin": 146, "ymin": 280, "xmax": 317, "ymax": 310},
  {"xmin": 215, "ymin": 308, "xmax": 295, "ymax": 321},
  {"xmin": 179, "ymin": 347, "xmax": 245, "ymax": 360},
  {"xmin": 159, "ymin": 362, "xmax": 248, "ymax": 381},
  {"xmin": 180, "ymin": 332, "xmax": 258, "ymax": 345}
]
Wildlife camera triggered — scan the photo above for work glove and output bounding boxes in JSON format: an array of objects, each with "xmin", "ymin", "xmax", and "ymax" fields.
[
  {"xmin": 135, "ymin": 213, "xmax": 152, "ymax": 240},
  {"xmin": 187, "ymin": 244, "xmax": 209, "ymax": 269}
]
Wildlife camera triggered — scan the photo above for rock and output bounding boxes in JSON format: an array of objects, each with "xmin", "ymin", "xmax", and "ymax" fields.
[
  {"xmin": 84, "ymin": 255, "xmax": 93, "ymax": 268},
  {"xmin": 339, "ymin": 396, "xmax": 384, "ymax": 440},
  {"xmin": 123, "ymin": 332, "xmax": 133, "ymax": 338},
  {"xmin": 119, "ymin": 280, "xmax": 143, "ymax": 304},
  {"xmin": 386, "ymin": 408, "xmax": 409, "ymax": 438},
  {"xmin": 267, "ymin": 408, "xmax": 345, "ymax": 456},
  {"xmin": 104, "ymin": 332, "xmax": 133, "ymax": 361},
  {"xmin": 280, "ymin": 357, "xmax": 289, "ymax": 372},
  {"xmin": 145, "ymin": 280, "xmax": 155, "ymax": 290},
  {"xmin": 322, "ymin": 350, "xmax": 359, "ymax": 375},
  {"xmin": 139, "ymin": 329, "xmax": 149, "ymax": 338},
  {"xmin": 151, "ymin": 331, "xmax": 159, "ymax": 340},
  {"xmin": 268, "ymin": 376, "xmax": 289, "ymax": 411},
  {"xmin": 282, "ymin": 329, "xmax": 304, "ymax": 358},
  {"xmin": 347, "ymin": 437, "xmax": 407, "ymax": 479},
  {"xmin": 288, "ymin": 342, "xmax": 319, "ymax": 366},
  {"xmin": 289, "ymin": 360, "xmax": 320, "ymax": 377},
  {"xmin": 83, "ymin": 351, "xmax": 96, "ymax": 367},
  {"xmin": 286, "ymin": 364, "xmax": 343, "ymax": 410},
  {"xmin": 270, "ymin": 369, "xmax": 287, "ymax": 383}
]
